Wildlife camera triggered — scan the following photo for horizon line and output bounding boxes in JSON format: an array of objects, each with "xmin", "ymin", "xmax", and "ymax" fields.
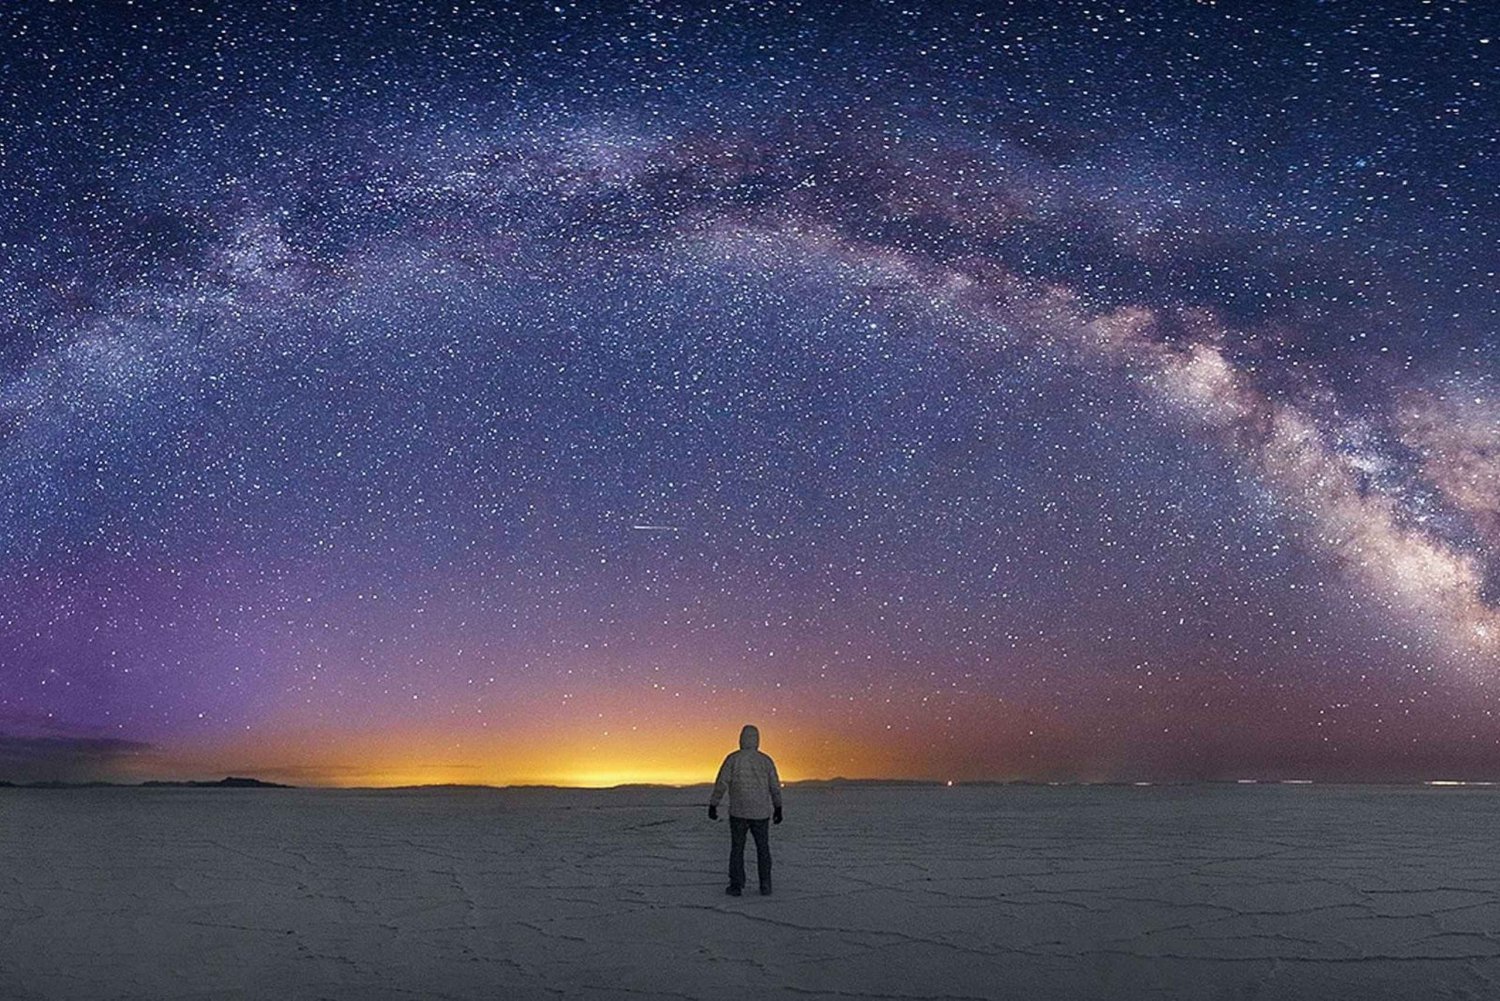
[{"xmin": 7, "ymin": 776, "xmax": 1500, "ymax": 791}]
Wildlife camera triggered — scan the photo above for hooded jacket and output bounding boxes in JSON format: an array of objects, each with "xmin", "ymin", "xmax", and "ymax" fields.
[{"xmin": 709, "ymin": 725, "xmax": 783, "ymax": 820}]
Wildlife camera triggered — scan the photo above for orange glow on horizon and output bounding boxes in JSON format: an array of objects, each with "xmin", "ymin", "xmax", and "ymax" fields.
[
  {"xmin": 127, "ymin": 715, "xmax": 914, "ymax": 788},
  {"xmin": 106, "ymin": 687, "xmax": 1044, "ymax": 788}
]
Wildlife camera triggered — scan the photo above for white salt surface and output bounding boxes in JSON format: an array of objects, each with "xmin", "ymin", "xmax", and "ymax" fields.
[{"xmin": 3, "ymin": 784, "xmax": 1498, "ymax": 999}]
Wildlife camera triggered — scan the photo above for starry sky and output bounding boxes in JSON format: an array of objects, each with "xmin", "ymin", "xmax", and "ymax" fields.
[{"xmin": 1, "ymin": 0, "xmax": 1495, "ymax": 786}]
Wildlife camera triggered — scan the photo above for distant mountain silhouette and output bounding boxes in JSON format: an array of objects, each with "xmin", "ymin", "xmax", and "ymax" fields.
[
  {"xmin": 788, "ymin": 777, "xmax": 944, "ymax": 787},
  {"xmin": 360, "ymin": 783, "xmax": 485, "ymax": 792},
  {"xmin": 141, "ymin": 776, "xmax": 293, "ymax": 788},
  {"xmin": 0, "ymin": 776, "xmax": 291, "ymax": 789}
]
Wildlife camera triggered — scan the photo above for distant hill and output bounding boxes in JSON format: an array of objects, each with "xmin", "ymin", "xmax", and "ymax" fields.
[
  {"xmin": 140, "ymin": 776, "xmax": 293, "ymax": 789},
  {"xmin": 0, "ymin": 776, "xmax": 292, "ymax": 789},
  {"xmin": 789, "ymin": 777, "xmax": 945, "ymax": 787},
  {"xmin": 379, "ymin": 783, "xmax": 504, "ymax": 791}
]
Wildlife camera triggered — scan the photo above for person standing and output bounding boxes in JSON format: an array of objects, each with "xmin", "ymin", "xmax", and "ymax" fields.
[{"xmin": 707, "ymin": 724, "xmax": 783, "ymax": 895}]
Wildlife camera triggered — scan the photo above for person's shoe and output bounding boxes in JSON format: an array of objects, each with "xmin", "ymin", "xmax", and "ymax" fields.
[
  {"xmin": 725, "ymin": 885, "xmax": 742, "ymax": 896},
  {"xmin": 760, "ymin": 882, "xmax": 773, "ymax": 896}
]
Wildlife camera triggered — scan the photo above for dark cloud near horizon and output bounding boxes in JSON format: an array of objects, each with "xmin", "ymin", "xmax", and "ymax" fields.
[{"xmin": 0, "ymin": 732, "xmax": 156, "ymax": 783}]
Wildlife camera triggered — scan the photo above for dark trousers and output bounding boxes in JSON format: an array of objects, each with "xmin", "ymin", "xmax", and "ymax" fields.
[{"xmin": 728, "ymin": 815, "xmax": 772, "ymax": 889}]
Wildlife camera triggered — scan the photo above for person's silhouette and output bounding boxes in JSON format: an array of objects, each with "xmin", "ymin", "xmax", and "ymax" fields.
[{"xmin": 707, "ymin": 723, "xmax": 783, "ymax": 896}]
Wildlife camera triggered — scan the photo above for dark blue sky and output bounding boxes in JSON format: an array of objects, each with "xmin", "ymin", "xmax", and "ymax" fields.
[{"xmin": 0, "ymin": 0, "xmax": 1495, "ymax": 785}]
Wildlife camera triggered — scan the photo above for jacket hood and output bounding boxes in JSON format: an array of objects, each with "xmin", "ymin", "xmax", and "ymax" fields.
[{"xmin": 739, "ymin": 724, "xmax": 760, "ymax": 750}]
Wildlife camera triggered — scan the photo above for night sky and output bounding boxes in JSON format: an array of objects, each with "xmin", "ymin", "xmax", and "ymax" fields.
[{"xmin": 1, "ymin": 0, "xmax": 1495, "ymax": 786}]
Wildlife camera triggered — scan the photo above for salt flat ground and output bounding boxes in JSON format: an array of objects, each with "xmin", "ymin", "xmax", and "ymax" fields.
[{"xmin": 3, "ymin": 785, "xmax": 1498, "ymax": 1000}]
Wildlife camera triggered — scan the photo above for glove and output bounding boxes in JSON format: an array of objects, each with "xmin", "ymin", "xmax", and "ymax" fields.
[
  {"xmin": 708, "ymin": 804, "xmax": 718, "ymax": 820},
  {"xmin": 773, "ymin": 806, "xmax": 783, "ymax": 825}
]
